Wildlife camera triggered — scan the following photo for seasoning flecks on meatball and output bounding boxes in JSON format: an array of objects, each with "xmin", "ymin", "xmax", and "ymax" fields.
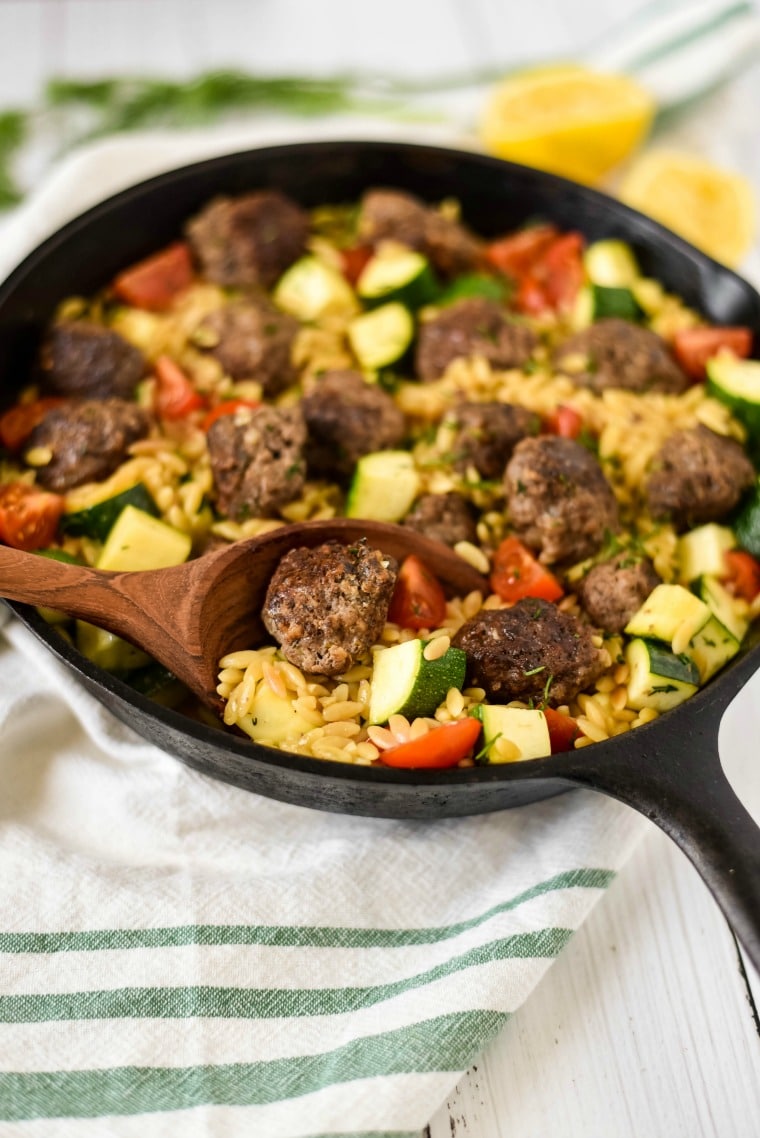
[
  {"xmin": 262, "ymin": 540, "xmax": 398, "ymax": 675},
  {"xmin": 195, "ymin": 299, "xmax": 299, "ymax": 397},
  {"xmin": 442, "ymin": 400, "xmax": 540, "ymax": 481},
  {"xmin": 40, "ymin": 321, "xmax": 146, "ymax": 401},
  {"xmin": 403, "ymin": 492, "xmax": 478, "ymax": 547},
  {"xmin": 27, "ymin": 398, "xmax": 150, "ymax": 492},
  {"xmin": 553, "ymin": 318, "xmax": 689, "ymax": 394},
  {"xmin": 576, "ymin": 551, "xmax": 661, "ymax": 633},
  {"xmin": 357, "ymin": 188, "xmax": 484, "ymax": 279},
  {"xmin": 185, "ymin": 190, "xmax": 309, "ymax": 289},
  {"xmin": 301, "ymin": 369, "xmax": 406, "ymax": 479},
  {"xmin": 505, "ymin": 435, "xmax": 620, "ymax": 565},
  {"xmin": 452, "ymin": 597, "xmax": 607, "ymax": 707},
  {"xmin": 207, "ymin": 404, "xmax": 307, "ymax": 521},
  {"xmin": 645, "ymin": 424, "xmax": 755, "ymax": 530},
  {"xmin": 415, "ymin": 298, "xmax": 537, "ymax": 383}
]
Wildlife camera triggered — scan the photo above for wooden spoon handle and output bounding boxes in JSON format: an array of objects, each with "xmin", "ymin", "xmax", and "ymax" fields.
[{"xmin": 0, "ymin": 547, "xmax": 123, "ymax": 621}]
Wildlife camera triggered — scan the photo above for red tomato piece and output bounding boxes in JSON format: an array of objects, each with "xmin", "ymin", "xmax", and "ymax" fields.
[
  {"xmin": 153, "ymin": 356, "xmax": 205, "ymax": 421},
  {"xmin": 544, "ymin": 404, "xmax": 583, "ymax": 439},
  {"xmin": 387, "ymin": 555, "xmax": 447, "ymax": 631},
  {"xmin": 0, "ymin": 397, "xmax": 67, "ymax": 451},
  {"xmin": 379, "ymin": 717, "xmax": 482, "ymax": 769},
  {"xmin": 112, "ymin": 241, "xmax": 194, "ymax": 311},
  {"xmin": 490, "ymin": 536, "xmax": 564, "ymax": 604},
  {"xmin": 673, "ymin": 326, "xmax": 753, "ymax": 382},
  {"xmin": 722, "ymin": 549, "xmax": 760, "ymax": 602},
  {"xmin": 340, "ymin": 244, "xmax": 373, "ymax": 286},
  {"xmin": 0, "ymin": 482, "xmax": 64, "ymax": 551},
  {"xmin": 485, "ymin": 224, "xmax": 560, "ymax": 278},
  {"xmin": 543, "ymin": 707, "xmax": 579, "ymax": 753},
  {"xmin": 201, "ymin": 399, "xmax": 260, "ymax": 433},
  {"xmin": 540, "ymin": 232, "xmax": 585, "ymax": 312}
]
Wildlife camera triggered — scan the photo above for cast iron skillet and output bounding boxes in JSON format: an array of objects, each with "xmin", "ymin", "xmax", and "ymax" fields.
[{"xmin": 1, "ymin": 141, "xmax": 759, "ymax": 968}]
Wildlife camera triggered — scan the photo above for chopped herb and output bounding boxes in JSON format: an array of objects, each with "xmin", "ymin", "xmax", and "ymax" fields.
[
  {"xmin": 650, "ymin": 683, "xmax": 678, "ymax": 694},
  {"xmin": 541, "ymin": 672, "xmax": 554, "ymax": 707},
  {"xmin": 474, "ymin": 732, "xmax": 502, "ymax": 764},
  {"xmin": 523, "ymin": 665, "xmax": 545, "ymax": 676},
  {"xmin": 516, "ymin": 479, "xmax": 526, "ymax": 494}
]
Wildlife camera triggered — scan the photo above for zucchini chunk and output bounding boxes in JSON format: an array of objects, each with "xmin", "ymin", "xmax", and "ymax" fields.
[
  {"xmin": 436, "ymin": 273, "xmax": 509, "ymax": 306},
  {"xmin": 584, "ymin": 239, "xmax": 641, "ymax": 288},
  {"xmin": 368, "ymin": 638, "xmax": 467, "ymax": 725},
  {"xmin": 96, "ymin": 505, "xmax": 191, "ymax": 571},
  {"xmin": 677, "ymin": 523, "xmax": 735, "ymax": 583},
  {"xmin": 473, "ymin": 705, "xmax": 551, "ymax": 763},
  {"xmin": 61, "ymin": 482, "xmax": 159, "ymax": 542},
  {"xmin": 356, "ymin": 242, "xmax": 439, "ymax": 309},
  {"xmin": 75, "ymin": 621, "xmax": 152, "ymax": 672},
  {"xmin": 625, "ymin": 638, "xmax": 699, "ymax": 711},
  {"xmin": 734, "ymin": 477, "xmax": 760, "ymax": 558},
  {"xmin": 572, "ymin": 283, "xmax": 642, "ymax": 329},
  {"xmin": 347, "ymin": 302, "xmax": 414, "ymax": 371},
  {"xmin": 706, "ymin": 355, "xmax": 760, "ymax": 441},
  {"xmin": 346, "ymin": 450, "xmax": 420, "ymax": 522},
  {"xmin": 273, "ymin": 255, "xmax": 358, "ymax": 321},
  {"xmin": 624, "ymin": 583, "xmax": 711, "ymax": 648}
]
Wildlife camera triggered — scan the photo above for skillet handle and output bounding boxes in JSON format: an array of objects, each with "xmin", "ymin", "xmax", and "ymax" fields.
[{"xmin": 557, "ymin": 657, "xmax": 760, "ymax": 974}]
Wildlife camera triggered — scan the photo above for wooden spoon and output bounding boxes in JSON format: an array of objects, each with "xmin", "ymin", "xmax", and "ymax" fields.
[{"xmin": 0, "ymin": 518, "xmax": 487, "ymax": 712}]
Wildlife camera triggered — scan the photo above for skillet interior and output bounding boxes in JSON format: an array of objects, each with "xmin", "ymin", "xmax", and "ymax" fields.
[{"xmin": 2, "ymin": 139, "xmax": 760, "ymax": 818}]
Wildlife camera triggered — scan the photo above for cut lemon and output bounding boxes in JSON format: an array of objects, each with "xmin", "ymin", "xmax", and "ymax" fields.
[
  {"xmin": 618, "ymin": 150, "xmax": 756, "ymax": 267},
  {"xmin": 478, "ymin": 64, "xmax": 655, "ymax": 186}
]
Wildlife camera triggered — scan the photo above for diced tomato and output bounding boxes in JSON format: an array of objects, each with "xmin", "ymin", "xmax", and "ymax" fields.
[
  {"xmin": 485, "ymin": 224, "xmax": 560, "ymax": 278},
  {"xmin": 387, "ymin": 555, "xmax": 447, "ymax": 631},
  {"xmin": 673, "ymin": 326, "xmax": 753, "ymax": 382},
  {"xmin": 516, "ymin": 231, "xmax": 585, "ymax": 315},
  {"xmin": 722, "ymin": 549, "xmax": 760, "ymax": 602},
  {"xmin": 201, "ymin": 399, "xmax": 260, "ymax": 432},
  {"xmin": 544, "ymin": 404, "xmax": 583, "ymax": 439},
  {"xmin": 0, "ymin": 482, "xmax": 64, "ymax": 551},
  {"xmin": 112, "ymin": 241, "xmax": 194, "ymax": 311},
  {"xmin": 379, "ymin": 717, "xmax": 482, "ymax": 769},
  {"xmin": 340, "ymin": 244, "xmax": 373, "ymax": 286},
  {"xmin": 543, "ymin": 707, "xmax": 579, "ymax": 753},
  {"xmin": 153, "ymin": 356, "xmax": 205, "ymax": 421},
  {"xmin": 490, "ymin": 536, "xmax": 564, "ymax": 604},
  {"xmin": 0, "ymin": 397, "xmax": 67, "ymax": 451}
]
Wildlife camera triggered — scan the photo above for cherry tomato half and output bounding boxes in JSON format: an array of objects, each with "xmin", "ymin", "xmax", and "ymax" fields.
[
  {"xmin": 490, "ymin": 536, "xmax": 564, "ymax": 604},
  {"xmin": 0, "ymin": 482, "xmax": 64, "ymax": 551},
  {"xmin": 379, "ymin": 717, "xmax": 482, "ymax": 769},
  {"xmin": 387, "ymin": 555, "xmax": 447, "ymax": 631},
  {"xmin": 112, "ymin": 241, "xmax": 195, "ymax": 311}
]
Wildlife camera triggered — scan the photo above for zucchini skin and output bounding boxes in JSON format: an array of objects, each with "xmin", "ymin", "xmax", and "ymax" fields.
[{"xmin": 60, "ymin": 482, "xmax": 158, "ymax": 541}]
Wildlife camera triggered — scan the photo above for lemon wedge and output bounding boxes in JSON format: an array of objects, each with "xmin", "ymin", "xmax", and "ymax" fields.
[
  {"xmin": 618, "ymin": 150, "xmax": 756, "ymax": 267},
  {"xmin": 478, "ymin": 64, "xmax": 655, "ymax": 185}
]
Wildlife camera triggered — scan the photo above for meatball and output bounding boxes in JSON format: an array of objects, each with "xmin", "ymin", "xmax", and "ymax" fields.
[
  {"xmin": 442, "ymin": 400, "xmax": 540, "ymax": 481},
  {"xmin": 416, "ymin": 298, "xmax": 537, "ymax": 382},
  {"xmin": 262, "ymin": 540, "xmax": 398, "ymax": 675},
  {"xmin": 645, "ymin": 424, "xmax": 755, "ymax": 530},
  {"xmin": 40, "ymin": 321, "xmax": 145, "ymax": 400},
  {"xmin": 27, "ymin": 399, "xmax": 150, "ymax": 492},
  {"xmin": 195, "ymin": 299, "xmax": 299, "ymax": 397},
  {"xmin": 403, "ymin": 493, "xmax": 478, "ymax": 547},
  {"xmin": 301, "ymin": 369, "xmax": 406, "ymax": 478},
  {"xmin": 505, "ymin": 436, "xmax": 620, "ymax": 565},
  {"xmin": 452, "ymin": 598, "xmax": 607, "ymax": 706},
  {"xmin": 185, "ymin": 190, "xmax": 309, "ymax": 289},
  {"xmin": 576, "ymin": 552, "xmax": 661, "ymax": 633},
  {"xmin": 553, "ymin": 318, "xmax": 689, "ymax": 394},
  {"xmin": 207, "ymin": 404, "xmax": 306, "ymax": 520},
  {"xmin": 357, "ymin": 188, "xmax": 483, "ymax": 279}
]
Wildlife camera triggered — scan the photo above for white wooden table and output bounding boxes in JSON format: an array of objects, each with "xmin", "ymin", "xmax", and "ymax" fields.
[{"xmin": 3, "ymin": 2, "xmax": 760, "ymax": 1135}]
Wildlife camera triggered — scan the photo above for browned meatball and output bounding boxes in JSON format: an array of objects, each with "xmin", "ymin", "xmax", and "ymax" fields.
[
  {"xmin": 357, "ymin": 188, "xmax": 483, "ymax": 279},
  {"xmin": 195, "ymin": 299, "xmax": 299, "ymax": 397},
  {"xmin": 645, "ymin": 424, "xmax": 755, "ymax": 530},
  {"xmin": 443, "ymin": 400, "xmax": 540, "ymax": 481},
  {"xmin": 28, "ymin": 399, "xmax": 150, "ymax": 492},
  {"xmin": 301, "ymin": 369, "xmax": 406, "ymax": 478},
  {"xmin": 505, "ymin": 436, "xmax": 620, "ymax": 565},
  {"xmin": 262, "ymin": 540, "xmax": 398, "ymax": 675},
  {"xmin": 452, "ymin": 598, "xmax": 607, "ymax": 706},
  {"xmin": 40, "ymin": 321, "xmax": 145, "ymax": 400},
  {"xmin": 185, "ymin": 190, "xmax": 309, "ymax": 288},
  {"xmin": 553, "ymin": 318, "xmax": 689, "ymax": 394},
  {"xmin": 207, "ymin": 404, "xmax": 306, "ymax": 520},
  {"xmin": 403, "ymin": 493, "xmax": 478, "ymax": 547},
  {"xmin": 416, "ymin": 298, "xmax": 537, "ymax": 382},
  {"xmin": 576, "ymin": 552, "xmax": 661, "ymax": 633}
]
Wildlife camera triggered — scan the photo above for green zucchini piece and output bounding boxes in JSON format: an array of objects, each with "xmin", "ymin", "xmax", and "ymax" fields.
[
  {"xmin": 694, "ymin": 574, "xmax": 748, "ymax": 643},
  {"xmin": 96, "ymin": 505, "xmax": 191, "ymax": 571},
  {"xmin": 686, "ymin": 615, "xmax": 741, "ymax": 682},
  {"xmin": 590, "ymin": 284, "xmax": 643, "ymax": 321},
  {"xmin": 61, "ymin": 482, "xmax": 159, "ymax": 541},
  {"xmin": 356, "ymin": 243, "xmax": 439, "ymax": 309},
  {"xmin": 584, "ymin": 239, "xmax": 641, "ymax": 287},
  {"xmin": 346, "ymin": 450, "xmax": 420, "ymax": 522},
  {"xmin": 125, "ymin": 662, "xmax": 186, "ymax": 708},
  {"xmin": 472, "ymin": 704, "xmax": 551, "ymax": 763},
  {"xmin": 238, "ymin": 685, "xmax": 321, "ymax": 746},
  {"xmin": 625, "ymin": 638, "xmax": 699, "ymax": 711},
  {"xmin": 436, "ymin": 273, "xmax": 509, "ymax": 306},
  {"xmin": 706, "ymin": 356, "xmax": 760, "ymax": 441},
  {"xmin": 368, "ymin": 638, "xmax": 466, "ymax": 726},
  {"xmin": 734, "ymin": 478, "xmax": 760, "ymax": 557},
  {"xmin": 347, "ymin": 302, "xmax": 414, "ymax": 371},
  {"xmin": 624, "ymin": 583, "xmax": 711, "ymax": 646},
  {"xmin": 273, "ymin": 255, "xmax": 358, "ymax": 321},
  {"xmin": 677, "ymin": 523, "xmax": 735, "ymax": 583},
  {"xmin": 76, "ymin": 621, "xmax": 152, "ymax": 672}
]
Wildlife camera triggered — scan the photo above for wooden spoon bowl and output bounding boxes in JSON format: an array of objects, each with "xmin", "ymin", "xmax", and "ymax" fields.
[{"xmin": 0, "ymin": 519, "xmax": 487, "ymax": 713}]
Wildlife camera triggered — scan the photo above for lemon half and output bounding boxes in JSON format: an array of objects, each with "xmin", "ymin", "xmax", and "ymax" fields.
[
  {"xmin": 618, "ymin": 149, "xmax": 756, "ymax": 267},
  {"xmin": 478, "ymin": 64, "xmax": 655, "ymax": 185}
]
